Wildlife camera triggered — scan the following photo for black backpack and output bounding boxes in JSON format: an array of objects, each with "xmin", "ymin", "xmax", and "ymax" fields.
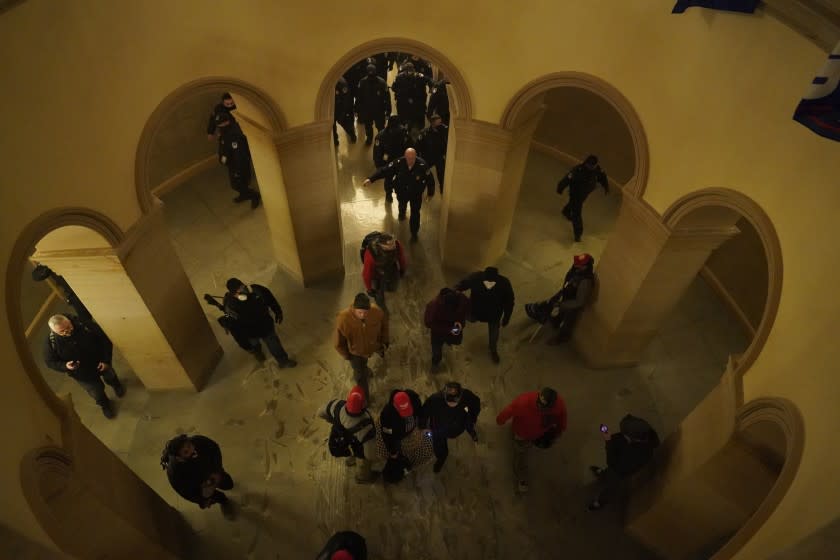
[
  {"xmin": 359, "ymin": 231, "xmax": 383, "ymax": 263},
  {"xmin": 326, "ymin": 400, "xmax": 374, "ymax": 458}
]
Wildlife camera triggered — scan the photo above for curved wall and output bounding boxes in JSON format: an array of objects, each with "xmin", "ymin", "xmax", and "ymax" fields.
[{"xmin": 2, "ymin": 2, "xmax": 840, "ymax": 557}]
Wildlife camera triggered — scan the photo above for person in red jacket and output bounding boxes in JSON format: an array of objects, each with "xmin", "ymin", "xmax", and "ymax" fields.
[
  {"xmin": 496, "ymin": 387, "xmax": 567, "ymax": 493},
  {"xmin": 423, "ymin": 287, "xmax": 470, "ymax": 370},
  {"xmin": 361, "ymin": 232, "xmax": 407, "ymax": 314}
]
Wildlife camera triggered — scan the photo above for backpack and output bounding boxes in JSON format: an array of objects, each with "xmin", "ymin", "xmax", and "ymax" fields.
[
  {"xmin": 326, "ymin": 400, "xmax": 374, "ymax": 458},
  {"xmin": 359, "ymin": 231, "xmax": 383, "ymax": 263}
]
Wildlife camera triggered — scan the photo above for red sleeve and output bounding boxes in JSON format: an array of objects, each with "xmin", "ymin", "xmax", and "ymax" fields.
[
  {"xmin": 496, "ymin": 393, "xmax": 527, "ymax": 425},
  {"xmin": 362, "ymin": 249, "xmax": 375, "ymax": 290},
  {"xmin": 396, "ymin": 241, "xmax": 407, "ymax": 272},
  {"xmin": 555, "ymin": 398, "xmax": 568, "ymax": 433}
]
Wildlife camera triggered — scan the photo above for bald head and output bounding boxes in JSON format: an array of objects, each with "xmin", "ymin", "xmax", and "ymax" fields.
[
  {"xmin": 404, "ymin": 148, "xmax": 417, "ymax": 166},
  {"xmin": 48, "ymin": 314, "xmax": 73, "ymax": 336}
]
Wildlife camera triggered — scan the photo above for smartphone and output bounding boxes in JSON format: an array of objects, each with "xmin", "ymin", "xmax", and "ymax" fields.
[{"xmin": 599, "ymin": 424, "xmax": 609, "ymax": 433}]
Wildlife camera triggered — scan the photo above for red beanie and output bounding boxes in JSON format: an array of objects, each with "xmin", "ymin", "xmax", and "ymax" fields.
[
  {"xmin": 331, "ymin": 551, "xmax": 354, "ymax": 560},
  {"xmin": 345, "ymin": 386, "xmax": 365, "ymax": 414},
  {"xmin": 393, "ymin": 391, "xmax": 413, "ymax": 417},
  {"xmin": 573, "ymin": 253, "xmax": 593, "ymax": 268}
]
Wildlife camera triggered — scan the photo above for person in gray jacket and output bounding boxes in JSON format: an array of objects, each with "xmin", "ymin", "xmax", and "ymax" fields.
[{"xmin": 524, "ymin": 253, "xmax": 595, "ymax": 343}]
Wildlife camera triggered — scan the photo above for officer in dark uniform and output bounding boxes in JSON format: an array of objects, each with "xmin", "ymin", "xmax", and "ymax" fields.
[
  {"xmin": 426, "ymin": 79, "xmax": 450, "ymax": 125},
  {"xmin": 43, "ymin": 314, "xmax": 125, "ymax": 418},
  {"xmin": 334, "ymin": 76, "xmax": 357, "ymax": 146},
  {"xmin": 406, "ymin": 54, "xmax": 433, "ymax": 79},
  {"xmin": 556, "ymin": 155, "xmax": 609, "ymax": 242},
  {"xmin": 206, "ymin": 92, "xmax": 236, "ymax": 141},
  {"xmin": 355, "ymin": 64, "xmax": 391, "ymax": 146},
  {"xmin": 364, "ymin": 148, "xmax": 435, "ymax": 242},
  {"xmin": 372, "ymin": 52, "xmax": 390, "ymax": 80},
  {"xmin": 391, "ymin": 62, "xmax": 432, "ymax": 134},
  {"xmin": 372, "ymin": 115, "xmax": 411, "ymax": 203},
  {"xmin": 416, "ymin": 114, "xmax": 448, "ymax": 193},
  {"xmin": 216, "ymin": 112, "xmax": 261, "ymax": 208}
]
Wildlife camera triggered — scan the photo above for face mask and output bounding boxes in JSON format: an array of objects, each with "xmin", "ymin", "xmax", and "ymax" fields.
[{"xmin": 236, "ymin": 293, "xmax": 248, "ymax": 301}]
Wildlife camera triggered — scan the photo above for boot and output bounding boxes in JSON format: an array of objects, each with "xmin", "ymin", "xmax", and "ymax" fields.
[
  {"xmin": 101, "ymin": 401, "xmax": 115, "ymax": 419},
  {"xmin": 490, "ymin": 350, "xmax": 500, "ymax": 364},
  {"xmin": 113, "ymin": 382, "xmax": 126, "ymax": 398},
  {"xmin": 251, "ymin": 347, "xmax": 267, "ymax": 363},
  {"xmin": 385, "ymin": 192, "xmax": 393, "ymax": 203},
  {"xmin": 250, "ymin": 192, "xmax": 262, "ymax": 209},
  {"xmin": 277, "ymin": 358, "xmax": 298, "ymax": 368}
]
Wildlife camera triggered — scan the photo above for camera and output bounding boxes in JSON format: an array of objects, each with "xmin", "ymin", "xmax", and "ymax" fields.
[{"xmin": 599, "ymin": 424, "xmax": 609, "ymax": 433}]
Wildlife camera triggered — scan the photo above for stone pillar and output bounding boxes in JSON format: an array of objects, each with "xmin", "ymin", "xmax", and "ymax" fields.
[
  {"xmin": 274, "ymin": 121, "xmax": 345, "ymax": 285},
  {"xmin": 573, "ymin": 195, "xmax": 741, "ymax": 368},
  {"xmin": 33, "ymin": 207, "xmax": 221, "ymax": 391}
]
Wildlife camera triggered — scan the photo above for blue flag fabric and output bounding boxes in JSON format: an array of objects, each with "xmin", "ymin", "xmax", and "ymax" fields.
[
  {"xmin": 672, "ymin": 0, "xmax": 759, "ymax": 13},
  {"xmin": 793, "ymin": 42, "xmax": 840, "ymax": 142}
]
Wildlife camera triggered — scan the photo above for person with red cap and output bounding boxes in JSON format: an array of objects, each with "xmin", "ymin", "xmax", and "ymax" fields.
[
  {"xmin": 379, "ymin": 388, "xmax": 423, "ymax": 475},
  {"xmin": 496, "ymin": 387, "xmax": 568, "ymax": 494},
  {"xmin": 524, "ymin": 253, "xmax": 595, "ymax": 343},
  {"xmin": 318, "ymin": 386, "xmax": 377, "ymax": 484},
  {"xmin": 316, "ymin": 530, "xmax": 367, "ymax": 560},
  {"xmin": 556, "ymin": 154, "xmax": 609, "ymax": 242}
]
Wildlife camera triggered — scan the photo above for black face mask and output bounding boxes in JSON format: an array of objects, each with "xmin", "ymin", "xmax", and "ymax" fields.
[{"xmin": 223, "ymin": 103, "xmax": 237, "ymax": 111}]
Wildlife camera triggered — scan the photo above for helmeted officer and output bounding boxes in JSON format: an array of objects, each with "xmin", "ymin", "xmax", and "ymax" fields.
[
  {"xmin": 334, "ymin": 76, "xmax": 357, "ymax": 146},
  {"xmin": 363, "ymin": 148, "xmax": 435, "ymax": 242},
  {"xmin": 372, "ymin": 115, "xmax": 411, "ymax": 203},
  {"xmin": 355, "ymin": 64, "xmax": 391, "ymax": 146},
  {"xmin": 416, "ymin": 114, "xmax": 449, "ymax": 193},
  {"xmin": 216, "ymin": 112, "xmax": 261, "ymax": 208},
  {"xmin": 391, "ymin": 62, "xmax": 432, "ymax": 133},
  {"xmin": 426, "ymin": 79, "xmax": 450, "ymax": 125},
  {"xmin": 556, "ymin": 155, "xmax": 609, "ymax": 242}
]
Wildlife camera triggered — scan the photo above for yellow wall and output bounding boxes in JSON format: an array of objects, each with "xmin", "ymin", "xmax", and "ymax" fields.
[
  {"xmin": 533, "ymin": 88, "xmax": 636, "ymax": 183},
  {"xmin": 2, "ymin": 1, "xmax": 840, "ymax": 556}
]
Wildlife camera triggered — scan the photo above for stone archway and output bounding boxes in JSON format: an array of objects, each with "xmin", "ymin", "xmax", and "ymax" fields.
[
  {"xmin": 499, "ymin": 71, "xmax": 650, "ymax": 198},
  {"xmin": 314, "ymin": 37, "xmax": 473, "ymax": 122}
]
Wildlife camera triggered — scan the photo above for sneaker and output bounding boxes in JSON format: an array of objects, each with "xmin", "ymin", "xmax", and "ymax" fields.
[
  {"xmin": 586, "ymin": 500, "xmax": 603, "ymax": 512},
  {"xmin": 114, "ymin": 383, "xmax": 126, "ymax": 398},
  {"xmin": 277, "ymin": 358, "xmax": 297, "ymax": 368},
  {"xmin": 490, "ymin": 350, "xmax": 500, "ymax": 364},
  {"xmin": 517, "ymin": 480, "xmax": 529, "ymax": 493},
  {"xmin": 101, "ymin": 403, "xmax": 115, "ymax": 419},
  {"xmin": 385, "ymin": 193, "xmax": 393, "ymax": 203},
  {"xmin": 251, "ymin": 194, "xmax": 262, "ymax": 209},
  {"xmin": 232, "ymin": 195, "xmax": 248, "ymax": 203}
]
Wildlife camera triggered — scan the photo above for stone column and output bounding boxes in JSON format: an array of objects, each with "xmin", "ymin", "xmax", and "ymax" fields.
[
  {"xmin": 33, "ymin": 207, "xmax": 221, "ymax": 391},
  {"xmin": 274, "ymin": 121, "xmax": 345, "ymax": 285},
  {"xmin": 573, "ymin": 195, "xmax": 741, "ymax": 368}
]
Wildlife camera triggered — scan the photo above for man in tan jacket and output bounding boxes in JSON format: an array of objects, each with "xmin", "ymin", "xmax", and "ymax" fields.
[{"xmin": 335, "ymin": 293, "xmax": 389, "ymax": 399}]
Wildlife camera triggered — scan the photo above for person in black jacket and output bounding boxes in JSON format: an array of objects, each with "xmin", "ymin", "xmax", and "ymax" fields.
[
  {"xmin": 379, "ymin": 389, "xmax": 423, "ymax": 462},
  {"xmin": 372, "ymin": 115, "xmax": 411, "ymax": 203},
  {"xmin": 556, "ymin": 154, "xmax": 609, "ymax": 242},
  {"xmin": 587, "ymin": 414, "xmax": 660, "ymax": 512},
  {"xmin": 160, "ymin": 434, "xmax": 235, "ymax": 519},
  {"xmin": 455, "ymin": 267, "xmax": 515, "ymax": 364},
  {"xmin": 334, "ymin": 76, "xmax": 357, "ymax": 146},
  {"xmin": 355, "ymin": 64, "xmax": 391, "ymax": 146},
  {"xmin": 43, "ymin": 314, "xmax": 125, "ymax": 418},
  {"xmin": 421, "ymin": 382, "xmax": 480, "ymax": 473},
  {"xmin": 223, "ymin": 278, "xmax": 297, "ymax": 368},
  {"xmin": 416, "ymin": 115, "xmax": 448, "ymax": 193},
  {"xmin": 426, "ymin": 79, "xmax": 450, "ymax": 125},
  {"xmin": 206, "ymin": 92, "xmax": 236, "ymax": 142},
  {"xmin": 363, "ymin": 148, "xmax": 435, "ymax": 241},
  {"xmin": 391, "ymin": 62, "xmax": 432, "ymax": 133},
  {"xmin": 216, "ymin": 112, "xmax": 261, "ymax": 208},
  {"xmin": 316, "ymin": 530, "xmax": 368, "ymax": 560}
]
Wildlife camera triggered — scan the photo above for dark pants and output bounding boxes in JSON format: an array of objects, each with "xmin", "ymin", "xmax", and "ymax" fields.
[
  {"xmin": 397, "ymin": 103, "xmax": 425, "ymax": 133},
  {"xmin": 397, "ymin": 192, "xmax": 423, "ymax": 235},
  {"xmin": 433, "ymin": 160, "xmax": 445, "ymax": 194},
  {"xmin": 562, "ymin": 198, "xmax": 585, "ymax": 240},
  {"xmin": 384, "ymin": 176, "xmax": 395, "ymax": 198},
  {"xmin": 349, "ymin": 354, "xmax": 370, "ymax": 398},
  {"xmin": 333, "ymin": 117, "xmax": 356, "ymax": 144},
  {"xmin": 431, "ymin": 426, "xmax": 473, "ymax": 467},
  {"xmin": 228, "ymin": 165, "xmax": 257, "ymax": 199},
  {"xmin": 431, "ymin": 332, "xmax": 461, "ymax": 365},
  {"xmin": 249, "ymin": 332, "xmax": 289, "ymax": 364},
  {"xmin": 75, "ymin": 368, "xmax": 121, "ymax": 407},
  {"xmin": 594, "ymin": 468, "xmax": 624, "ymax": 506},
  {"xmin": 372, "ymin": 274, "xmax": 399, "ymax": 315},
  {"xmin": 487, "ymin": 320, "xmax": 500, "ymax": 352},
  {"xmin": 361, "ymin": 115, "xmax": 385, "ymax": 142}
]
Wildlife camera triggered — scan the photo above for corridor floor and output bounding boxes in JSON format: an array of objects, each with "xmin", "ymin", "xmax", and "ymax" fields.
[{"xmin": 27, "ymin": 137, "xmax": 749, "ymax": 559}]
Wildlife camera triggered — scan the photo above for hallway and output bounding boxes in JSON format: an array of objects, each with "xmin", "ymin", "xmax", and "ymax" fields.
[{"xmin": 25, "ymin": 144, "xmax": 748, "ymax": 559}]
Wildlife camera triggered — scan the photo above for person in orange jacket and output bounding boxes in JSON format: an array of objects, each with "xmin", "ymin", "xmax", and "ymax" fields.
[{"xmin": 496, "ymin": 387, "xmax": 567, "ymax": 493}]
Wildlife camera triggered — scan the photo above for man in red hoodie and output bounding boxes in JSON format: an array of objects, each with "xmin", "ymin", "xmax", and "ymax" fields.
[
  {"xmin": 496, "ymin": 387, "xmax": 567, "ymax": 493},
  {"xmin": 361, "ymin": 232, "xmax": 407, "ymax": 315}
]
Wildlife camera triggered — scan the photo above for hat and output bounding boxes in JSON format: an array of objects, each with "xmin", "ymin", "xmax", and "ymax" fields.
[
  {"xmin": 483, "ymin": 266, "xmax": 499, "ymax": 280},
  {"xmin": 441, "ymin": 288, "xmax": 459, "ymax": 309},
  {"xmin": 573, "ymin": 253, "xmax": 593, "ymax": 268},
  {"xmin": 393, "ymin": 391, "xmax": 414, "ymax": 417},
  {"xmin": 331, "ymin": 551, "xmax": 354, "ymax": 560},
  {"xmin": 345, "ymin": 386, "xmax": 365, "ymax": 414},
  {"xmin": 353, "ymin": 293, "xmax": 371, "ymax": 310},
  {"xmin": 226, "ymin": 277, "xmax": 244, "ymax": 292},
  {"xmin": 538, "ymin": 387, "xmax": 557, "ymax": 408},
  {"xmin": 584, "ymin": 155, "xmax": 598, "ymax": 166},
  {"xmin": 366, "ymin": 63, "xmax": 377, "ymax": 73}
]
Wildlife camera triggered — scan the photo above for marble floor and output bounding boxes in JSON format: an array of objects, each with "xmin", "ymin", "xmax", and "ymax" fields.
[{"xmin": 21, "ymin": 132, "xmax": 750, "ymax": 559}]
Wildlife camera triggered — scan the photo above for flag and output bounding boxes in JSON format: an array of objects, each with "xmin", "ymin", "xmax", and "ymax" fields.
[
  {"xmin": 672, "ymin": 0, "xmax": 759, "ymax": 14},
  {"xmin": 793, "ymin": 42, "xmax": 840, "ymax": 142}
]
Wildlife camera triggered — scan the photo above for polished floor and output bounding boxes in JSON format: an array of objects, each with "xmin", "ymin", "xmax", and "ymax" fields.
[{"xmin": 23, "ymin": 128, "xmax": 749, "ymax": 559}]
